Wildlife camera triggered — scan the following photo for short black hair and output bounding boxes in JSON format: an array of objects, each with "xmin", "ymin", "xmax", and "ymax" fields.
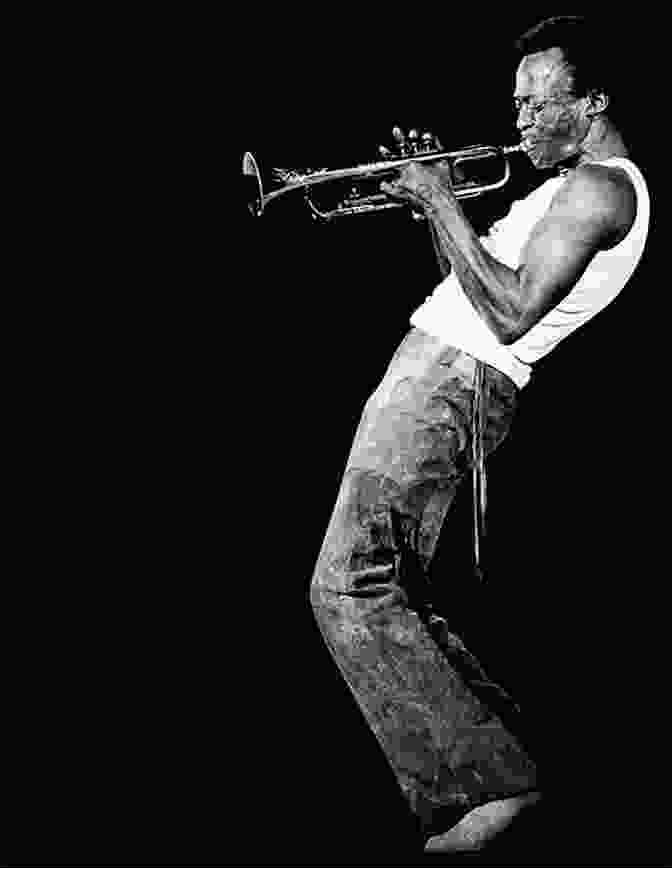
[{"xmin": 514, "ymin": 16, "xmax": 615, "ymax": 98}]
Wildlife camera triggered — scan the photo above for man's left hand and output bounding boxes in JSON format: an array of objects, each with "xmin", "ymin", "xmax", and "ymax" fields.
[{"xmin": 380, "ymin": 162, "xmax": 453, "ymax": 210}]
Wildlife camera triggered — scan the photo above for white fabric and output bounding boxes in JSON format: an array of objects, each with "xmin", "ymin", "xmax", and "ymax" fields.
[{"xmin": 409, "ymin": 158, "xmax": 650, "ymax": 389}]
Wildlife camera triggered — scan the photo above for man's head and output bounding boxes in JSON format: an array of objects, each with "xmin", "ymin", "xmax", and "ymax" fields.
[{"xmin": 513, "ymin": 16, "xmax": 614, "ymax": 169}]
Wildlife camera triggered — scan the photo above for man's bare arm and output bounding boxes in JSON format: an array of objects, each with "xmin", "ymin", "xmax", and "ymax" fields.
[{"xmin": 383, "ymin": 164, "xmax": 636, "ymax": 344}]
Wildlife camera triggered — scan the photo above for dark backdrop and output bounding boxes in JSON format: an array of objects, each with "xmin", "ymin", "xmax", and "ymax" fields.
[
  {"xmin": 226, "ymin": 12, "xmax": 667, "ymax": 866},
  {"xmin": 15, "ymin": 11, "xmax": 666, "ymax": 868}
]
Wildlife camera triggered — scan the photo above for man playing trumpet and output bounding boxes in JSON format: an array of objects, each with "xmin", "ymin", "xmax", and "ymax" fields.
[{"xmin": 309, "ymin": 15, "xmax": 649, "ymax": 853}]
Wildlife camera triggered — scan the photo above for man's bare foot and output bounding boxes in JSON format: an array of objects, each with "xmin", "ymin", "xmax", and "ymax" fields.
[{"xmin": 424, "ymin": 791, "xmax": 542, "ymax": 853}]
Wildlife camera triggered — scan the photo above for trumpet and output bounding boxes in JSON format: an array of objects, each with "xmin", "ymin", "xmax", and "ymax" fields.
[{"xmin": 243, "ymin": 143, "xmax": 523, "ymax": 220}]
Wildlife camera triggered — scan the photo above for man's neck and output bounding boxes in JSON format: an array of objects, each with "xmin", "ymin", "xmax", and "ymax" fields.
[
  {"xmin": 576, "ymin": 116, "xmax": 629, "ymax": 166},
  {"xmin": 553, "ymin": 117, "xmax": 629, "ymax": 176}
]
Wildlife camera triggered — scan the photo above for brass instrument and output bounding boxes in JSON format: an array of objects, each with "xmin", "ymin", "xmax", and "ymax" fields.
[{"xmin": 243, "ymin": 143, "xmax": 522, "ymax": 220}]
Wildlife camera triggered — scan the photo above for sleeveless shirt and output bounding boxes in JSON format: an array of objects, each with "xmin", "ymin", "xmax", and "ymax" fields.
[{"xmin": 409, "ymin": 157, "xmax": 650, "ymax": 389}]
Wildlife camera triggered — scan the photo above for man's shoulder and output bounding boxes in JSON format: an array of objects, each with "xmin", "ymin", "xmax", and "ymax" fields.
[
  {"xmin": 551, "ymin": 162, "xmax": 637, "ymax": 235},
  {"xmin": 575, "ymin": 160, "xmax": 635, "ymax": 192},
  {"xmin": 560, "ymin": 163, "xmax": 635, "ymax": 209}
]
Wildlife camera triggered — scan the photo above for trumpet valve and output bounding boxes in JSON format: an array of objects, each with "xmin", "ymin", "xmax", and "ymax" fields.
[{"xmin": 420, "ymin": 132, "xmax": 434, "ymax": 153}]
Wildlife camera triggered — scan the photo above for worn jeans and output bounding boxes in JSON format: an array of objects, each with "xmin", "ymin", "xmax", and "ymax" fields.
[{"xmin": 309, "ymin": 327, "xmax": 538, "ymax": 835}]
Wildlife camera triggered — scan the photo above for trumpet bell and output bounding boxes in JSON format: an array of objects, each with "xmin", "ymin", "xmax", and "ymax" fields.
[{"xmin": 243, "ymin": 151, "xmax": 265, "ymax": 217}]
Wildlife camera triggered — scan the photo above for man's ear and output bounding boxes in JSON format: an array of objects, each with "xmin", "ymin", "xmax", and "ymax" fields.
[{"xmin": 586, "ymin": 89, "xmax": 609, "ymax": 116}]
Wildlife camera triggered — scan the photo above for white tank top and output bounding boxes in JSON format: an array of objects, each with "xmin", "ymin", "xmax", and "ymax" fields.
[{"xmin": 409, "ymin": 157, "xmax": 650, "ymax": 388}]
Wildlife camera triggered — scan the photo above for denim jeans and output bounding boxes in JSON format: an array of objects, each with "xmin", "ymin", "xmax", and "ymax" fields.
[{"xmin": 309, "ymin": 327, "xmax": 538, "ymax": 835}]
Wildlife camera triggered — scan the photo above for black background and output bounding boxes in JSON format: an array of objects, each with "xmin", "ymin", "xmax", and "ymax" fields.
[
  {"xmin": 226, "ymin": 13, "xmax": 667, "ymax": 865},
  {"xmin": 11, "ymin": 10, "xmax": 669, "ymax": 868}
]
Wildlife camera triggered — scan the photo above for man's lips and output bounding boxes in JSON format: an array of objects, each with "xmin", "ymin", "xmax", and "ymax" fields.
[{"xmin": 520, "ymin": 138, "xmax": 545, "ymax": 153}]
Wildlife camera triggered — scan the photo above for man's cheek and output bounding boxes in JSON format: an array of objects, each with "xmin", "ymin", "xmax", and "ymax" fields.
[{"xmin": 546, "ymin": 108, "xmax": 579, "ymax": 138}]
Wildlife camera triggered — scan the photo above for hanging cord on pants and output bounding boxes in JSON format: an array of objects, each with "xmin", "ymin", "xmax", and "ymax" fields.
[
  {"xmin": 426, "ymin": 222, "xmax": 488, "ymax": 581},
  {"xmin": 472, "ymin": 360, "xmax": 487, "ymax": 581}
]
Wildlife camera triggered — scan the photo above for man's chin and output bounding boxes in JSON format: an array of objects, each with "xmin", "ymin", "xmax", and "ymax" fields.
[
  {"xmin": 527, "ymin": 151, "xmax": 559, "ymax": 171},
  {"xmin": 526, "ymin": 143, "xmax": 580, "ymax": 171}
]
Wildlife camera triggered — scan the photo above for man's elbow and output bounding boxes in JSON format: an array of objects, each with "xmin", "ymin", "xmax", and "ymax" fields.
[
  {"xmin": 496, "ymin": 292, "xmax": 547, "ymax": 344},
  {"xmin": 487, "ymin": 285, "xmax": 528, "ymax": 344},
  {"xmin": 498, "ymin": 329, "xmax": 518, "ymax": 346},
  {"xmin": 490, "ymin": 309, "xmax": 524, "ymax": 345}
]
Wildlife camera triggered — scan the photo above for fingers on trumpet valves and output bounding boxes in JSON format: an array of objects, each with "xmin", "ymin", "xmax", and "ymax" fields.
[
  {"xmin": 409, "ymin": 128, "xmax": 432, "ymax": 155},
  {"xmin": 389, "ymin": 126, "xmax": 414, "ymax": 157},
  {"xmin": 391, "ymin": 125, "xmax": 407, "ymax": 153},
  {"xmin": 378, "ymin": 127, "xmax": 443, "ymax": 161},
  {"xmin": 422, "ymin": 130, "xmax": 443, "ymax": 151},
  {"xmin": 408, "ymin": 128, "xmax": 419, "ymax": 152}
]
